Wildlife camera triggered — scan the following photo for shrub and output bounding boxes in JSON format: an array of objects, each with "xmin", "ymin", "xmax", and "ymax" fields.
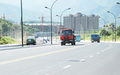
[
  {"xmin": 0, "ymin": 37, "xmax": 16, "ymax": 44},
  {"xmin": 117, "ymin": 26, "xmax": 120, "ymax": 36}
]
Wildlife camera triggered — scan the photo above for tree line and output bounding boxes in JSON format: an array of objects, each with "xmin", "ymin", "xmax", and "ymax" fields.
[
  {"xmin": 100, "ymin": 23, "xmax": 120, "ymax": 41},
  {"xmin": 0, "ymin": 19, "xmax": 39, "ymax": 39}
]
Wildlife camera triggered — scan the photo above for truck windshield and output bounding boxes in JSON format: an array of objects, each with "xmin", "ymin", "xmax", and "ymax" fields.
[
  {"xmin": 94, "ymin": 35, "xmax": 99, "ymax": 37},
  {"xmin": 61, "ymin": 30, "xmax": 72, "ymax": 35},
  {"xmin": 91, "ymin": 35, "xmax": 99, "ymax": 37}
]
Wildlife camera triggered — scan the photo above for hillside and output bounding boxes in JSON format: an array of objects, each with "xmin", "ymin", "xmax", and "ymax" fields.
[
  {"xmin": 91, "ymin": 4, "xmax": 120, "ymax": 26},
  {"xmin": 0, "ymin": 3, "xmax": 40, "ymax": 23},
  {"xmin": 0, "ymin": 1, "xmax": 120, "ymax": 26}
]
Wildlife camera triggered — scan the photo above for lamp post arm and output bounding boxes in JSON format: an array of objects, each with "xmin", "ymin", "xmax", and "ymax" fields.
[
  {"xmin": 60, "ymin": 8, "xmax": 70, "ymax": 17},
  {"xmin": 51, "ymin": 0, "xmax": 58, "ymax": 9},
  {"xmin": 60, "ymin": 8, "xmax": 71, "ymax": 27}
]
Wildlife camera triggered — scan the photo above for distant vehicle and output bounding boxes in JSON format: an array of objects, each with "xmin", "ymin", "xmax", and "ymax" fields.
[
  {"xmin": 91, "ymin": 34, "xmax": 100, "ymax": 43},
  {"xmin": 26, "ymin": 36, "xmax": 36, "ymax": 45},
  {"xmin": 60, "ymin": 28, "xmax": 76, "ymax": 45},
  {"xmin": 75, "ymin": 35, "xmax": 81, "ymax": 42}
]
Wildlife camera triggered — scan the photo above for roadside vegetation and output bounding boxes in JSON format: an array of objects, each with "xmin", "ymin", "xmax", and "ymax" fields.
[
  {"xmin": 80, "ymin": 23, "xmax": 120, "ymax": 42},
  {"xmin": 0, "ymin": 36, "xmax": 17, "ymax": 44},
  {"xmin": 0, "ymin": 18, "xmax": 120, "ymax": 44},
  {"xmin": 0, "ymin": 19, "xmax": 39, "ymax": 44}
]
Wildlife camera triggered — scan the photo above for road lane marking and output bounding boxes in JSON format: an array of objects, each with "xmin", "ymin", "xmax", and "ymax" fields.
[
  {"xmin": 100, "ymin": 46, "xmax": 112, "ymax": 52},
  {"xmin": 88, "ymin": 45, "xmax": 112, "ymax": 59},
  {"xmin": 96, "ymin": 52, "xmax": 100, "ymax": 55},
  {"xmin": 63, "ymin": 65, "xmax": 71, "ymax": 69},
  {"xmin": 0, "ymin": 44, "xmax": 91, "ymax": 65},
  {"xmin": 80, "ymin": 59, "xmax": 86, "ymax": 62},
  {"xmin": 89, "ymin": 55, "xmax": 94, "ymax": 58},
  {"xmin": 101, "ymin": 50, "xmax": 105, "ymax": 52},
  {"xmin": 45, "ymin": 73, "xmax": 51, "ymax": 75}
]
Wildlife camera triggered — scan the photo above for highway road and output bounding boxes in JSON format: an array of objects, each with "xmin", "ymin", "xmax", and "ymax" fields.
[{"xmin": 0, "ymin": 42, "xmax": 119, "ymax": 75}]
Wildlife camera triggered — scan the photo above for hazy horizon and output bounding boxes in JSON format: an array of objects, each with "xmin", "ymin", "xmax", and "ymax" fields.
[
  {"xmin": 0, "ymin": 0, "xmax": 120, "ymax": 25},
  {"xmin": 0, "ymin": 0, "xmax": 118, "ymax": 14}
]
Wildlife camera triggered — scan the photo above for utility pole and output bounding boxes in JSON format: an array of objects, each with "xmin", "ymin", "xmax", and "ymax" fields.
[
  {"xmin": 20, "ymin": 0, "xmax": 24, "ymax": 47},
  {"xmin": 41, "ymin": 16, "xmax": 45, "ymax": 32}
]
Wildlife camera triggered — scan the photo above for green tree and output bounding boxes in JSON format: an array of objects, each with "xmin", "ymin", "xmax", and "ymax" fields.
[
  {"xmin": 117, "ymin": 26, "xmax": 120, "ymax": 36},
  {"xmin": 0, "ymin": 18, "xmax": 39, "ymax": 38},
  {"xmin": 100, "ymin": 29, "xmax": 111, "ymax": 36},
  {"xmin": 24, "ymin": 25, "xmax": 39, "ymax": 36},
  {"xmin": 108, "ymin": 23, "xmax": 115, "ymax": 32}
]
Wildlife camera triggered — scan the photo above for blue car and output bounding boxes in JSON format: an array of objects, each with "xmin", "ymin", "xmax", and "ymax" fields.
[{"xmin": 91, "ymin": 34, "xmax": 100, "ymax": 43}]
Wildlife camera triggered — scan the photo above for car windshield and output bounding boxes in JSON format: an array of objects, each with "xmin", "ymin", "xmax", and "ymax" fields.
[{"xmin": 61, "ymin": 30, "xmax": 72, "ymax": 35}]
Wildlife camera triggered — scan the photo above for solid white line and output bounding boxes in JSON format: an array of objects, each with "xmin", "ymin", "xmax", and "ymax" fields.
[{"xmin": 63, "ymin": 65, "xmax": 71, "ymax": 69}]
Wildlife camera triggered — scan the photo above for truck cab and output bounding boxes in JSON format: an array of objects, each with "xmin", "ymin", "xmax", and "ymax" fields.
[
  {"xmin": 60, "ymin": 28, "xmax": 76, "ymax": 45},
  {"xmin": 91, "ymin": 34, "xmax": 100, "ymax": 43}
]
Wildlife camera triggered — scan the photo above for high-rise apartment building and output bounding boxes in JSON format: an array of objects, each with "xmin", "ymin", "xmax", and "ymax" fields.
[
  {"xmin": 64, "ymin": 14, "xmax": 76, "ymax": 31},
  {"xmin": 63, "ymin": 13, "xmax": 99, "ymax": 32},
  {"xmin": 87, "ymin": 14, "xmax": 99, "ymax": 31}
]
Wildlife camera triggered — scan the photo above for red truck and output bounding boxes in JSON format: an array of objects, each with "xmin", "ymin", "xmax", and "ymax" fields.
[{"xmin": 60, "ymin": 28, "xmax": 76, "ymax": 45}]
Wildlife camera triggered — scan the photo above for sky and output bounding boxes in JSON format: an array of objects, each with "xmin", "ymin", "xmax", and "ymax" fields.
[
  {"xmin": 0, "ymin": 0, "xmax": 119, "ymax": 22},
  {"xmin": 0, "ymin": 0, "xmax": 117, "ymax": 13}
]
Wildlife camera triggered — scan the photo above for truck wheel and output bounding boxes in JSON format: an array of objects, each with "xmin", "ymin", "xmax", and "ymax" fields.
[
  {"xmin": 61, "ymin": 42, "xmax": 63, "ymax": 46},
  {"xmin": 61, "ymin": 42, "xmax": 65, "ymax": 46},
  {"xmin": 97, "ymin": 40, "xmax": 100, "ymax": 43},
  {"xmin": 91, "ymin": 40, "xmax": 94, "ymax": 43},
  {"xmin": 72, "ymin": 42, "xmax": 75, "ymax": 45},
  {"xmin": 63, "ymin": 42, "xmax": 65, "ymax": 45},
  {"xmin": 74, "ymin": 42, "xmax": 76, "ymax": 45},
  {"xmin": 27, "ymin": 43, "xmax": 29, "ymax": 45},
  {"xmin": 71, "ymin": 43, "xmax": 73, "ymax": 45}
]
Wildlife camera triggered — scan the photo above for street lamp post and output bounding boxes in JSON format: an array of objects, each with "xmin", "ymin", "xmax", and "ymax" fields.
[
  {"xmin": 56, "ymin": 8, "xmax": 71, "ymax": 29},
  {"xmin": 56, "ymin": 15, "xmax": 61, "ymax": 29},
  {"xmin": 45, "ymin": 0, "xmax": 58, "ymax": 44},
  {"xmin": 20, "ymin": 0, "xmax": 24, "ymax": 47},
  {"xmin": 60, "ymin": 8, "xmax": 71, "ymax": 28},
  {"xmin": 107, "ymin": 11, "xmax": 117, "ymax": 42}
]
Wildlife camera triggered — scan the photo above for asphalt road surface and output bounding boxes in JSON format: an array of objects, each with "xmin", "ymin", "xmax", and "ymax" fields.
[{"xmin": 0, "ymin": 42, "xmax": 119, "ymax": 75}]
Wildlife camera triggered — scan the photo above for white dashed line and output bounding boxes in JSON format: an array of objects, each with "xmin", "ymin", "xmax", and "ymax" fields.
[
  {"xmin": 89, "ymin": 55, "xmax": 94, "ymax": 58},
  {"xmin": 45, "ymin": 73, "xmax": 50, "ymax": 75},
  {"xmin": 80, "ymin": 59, "xmax": 86, "ymax": 62},
  {"xmin": 96, "ymin": 52, "xmax": 100, "ymax": 55},
  {"xmin": 63, "ymin": 65, "xmax": 71, "ymax": 69},
  {"xmin": 101, "ymin": 50, "xmax": 105, "ymax": 52}
]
